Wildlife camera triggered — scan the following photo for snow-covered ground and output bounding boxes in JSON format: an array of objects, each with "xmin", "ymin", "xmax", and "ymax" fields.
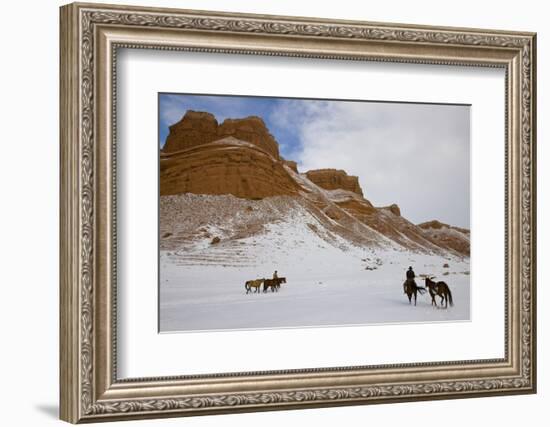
[{"xmin": 159, "ymin": 205, "xmax": 470, "ymax": 332}]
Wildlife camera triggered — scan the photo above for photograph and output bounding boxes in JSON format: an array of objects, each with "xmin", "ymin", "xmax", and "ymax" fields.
[
  {"xmin": 158, "ymin": 93, "xmax": 471, "ymax": 332},
  {"xmin": 57, "ymin": 2, "xmax": 536, "ymax": 422}
]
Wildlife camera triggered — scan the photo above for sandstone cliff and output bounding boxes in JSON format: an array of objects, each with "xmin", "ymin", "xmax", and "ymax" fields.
[
  {"xmin": 305, "ymin": 169, "xmax": 364, "ymax": 196},
  {"xmin": 418, "ymin": 220, "xmax": 470, "ymax": 256},
  {"xmin": 160, "ymin": 110, "xmax": 469, "ymax": 257},
  {"xmin": 162, "ymin": 110, "xmax": 280, "ymax": 159},
  {"xmin": 282, "ymin": 160, "xmax": 298, "ymax": 173},
  {"xmin": 418, "ymin": 220, "xmax": 469, "ymax": 236},
  {"xmin": 381, "ymin": 204, "xmax": 401, "ymax": 217},
  {"xmin": 315, "ymin": 188, "xmax": 445, "ymax": 254},
  {"xmin": 160, "ymin": 137, "xmax": 300, "ymax": 198}
]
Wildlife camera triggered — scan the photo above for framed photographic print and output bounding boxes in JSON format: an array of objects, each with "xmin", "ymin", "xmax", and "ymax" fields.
[{"xmin": 60, "ymin": 2, "xmax": 537, "ymax": 423}]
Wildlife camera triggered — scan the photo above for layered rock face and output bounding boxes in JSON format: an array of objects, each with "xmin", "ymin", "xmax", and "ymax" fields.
[
  {"xmin": 282, "ymin": 160, "xmax": 298, "ymax": 173},
  {"xmin": 418, "ymin": 220, "xmax": 470, "ymax": 256},
  {"xmin": 418, "ymin": 220, "xmax": 469, "ymax": 236},
  {"xmin": 382, "ymin": 204, "xmax": 401, "ymax": 216},
  {"xmin": 218, "ymin": 117, "xmax": 280, "ymax": 159},
  {"xmin": 161, "ymin": 111, "xmax": 291, "ymax": 198},
  {"xmin": 162, "ymin": 111, "xmax": 219, "ymax": 153},
  {"xmin": 326, "ymin": 191, "xmax": 445, "ymax": 253},
  {"xmin": 163, "ymin": 111, "xmax": 280, "ymax": 159},
  {"xmin": 160, "ymin": 137, "xmax": 300, "ymax": 198},
  {"xmin": 160, "ymin": 109, "xmax": 469, "ymax": 257},
  {"xmin": 305, "ymin": 169, "xmax": 364, "ymax": 196}
]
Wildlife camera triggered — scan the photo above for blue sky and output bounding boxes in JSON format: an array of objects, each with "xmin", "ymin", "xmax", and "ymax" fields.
[{"xmin": 158, "ymin": 93, "xmax": 470, "ymax": 228}]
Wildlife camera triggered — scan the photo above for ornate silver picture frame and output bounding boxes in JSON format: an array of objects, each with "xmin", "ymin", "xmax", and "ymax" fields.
[{"xmin": 60, "ymin": 2, "xmax": 536, "ymax": 423}]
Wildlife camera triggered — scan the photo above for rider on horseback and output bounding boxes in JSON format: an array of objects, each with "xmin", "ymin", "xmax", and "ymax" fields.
[
  {"xmin": 403, "ymin": 266, "xmax": 426, "ymax": 305},
  {"xmin": 404, "ymin": 266, "xmax": 416, "ymax": 294}
]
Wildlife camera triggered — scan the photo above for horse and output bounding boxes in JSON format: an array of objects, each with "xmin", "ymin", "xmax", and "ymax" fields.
[
  {"xmin": 425, "ymin": 277, "xmax": 454, "ymax": 308},
  {"xmin": 245, "ymin": 279, "xmax": 264, "ymax": 294},
  {"xmin": 274, "ymin": 277, "xmax": 287, "ymax": 289},
  {"xmin": 403, "ymin": 278, "xmax": 426, "ymax": 306},
  {"xmin": 263, "ymin": 278, "xmax": 281, "ymax": 293}
]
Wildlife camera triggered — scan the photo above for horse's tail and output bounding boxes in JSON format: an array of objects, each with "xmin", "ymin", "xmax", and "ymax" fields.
[
  {"xmin": 447, "ymin": 287, "xmax": 454, "ymax": 306},
  {"xmin": 245, "ymin": 281, "xmax": 250, "ymax": 292},
  {"xmin": 416, "ymin": 286, "xmax": 427, "ymax": 295}
]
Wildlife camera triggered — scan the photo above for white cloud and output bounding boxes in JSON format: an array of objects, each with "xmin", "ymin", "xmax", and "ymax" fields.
[
  {"xmin": 160, "ymin": 95, "xmax": 189, "ymax": 126},
  {"xmin": 283, "ymin": 101, "xmax": 470, "ymax": 228}
]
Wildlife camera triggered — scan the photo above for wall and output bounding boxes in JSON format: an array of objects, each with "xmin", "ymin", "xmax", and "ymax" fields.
[{"xmin": 0, "ymin": 0, "xmax": 546, "ymax": 425}]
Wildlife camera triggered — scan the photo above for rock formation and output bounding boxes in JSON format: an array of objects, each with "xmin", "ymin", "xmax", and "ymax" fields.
[
  {"xmin": 282, "ymin": 160, "xmax": 298, "ymax": 173},
  {"xmin": 162, "ymin": 111, "xmax": 219, "ymax": 153},
  {"xmin": 305, "ymin": 169, "xmax": 364, "ymax": 196},
  {"xmin": 418, "ymin": 220, "xmax": 469, "ymax": 236},
  {"xmin": 162, "ymin": 110, "xmax": 279, "ymax": 159},
  {"xmin": 159, "ymin": 110, "xmax": 470, "ymax": 257},
  {"xmin": 218, "ymin": 116, "xmax": 279, "ymax": 159},
  {"xmin": 381, "ymin": 204, "xmax": 401, "ymax": 217},
  {"xmin": 160, "ymin": 137, "xmax": 300, "ymax": 198},
  {"xmin": 418, "ymin": 220, "xmax": 470, "ymax": 256}
]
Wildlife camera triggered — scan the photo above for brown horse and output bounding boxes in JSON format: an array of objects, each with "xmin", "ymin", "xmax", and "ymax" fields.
[
  {"xmin": 274, "ymin": 277, "xmax": 287, "ymax": 290},
  {"xmin": 425, "ymin": 277, "xmax": 454, "ymax": 308},
  {"xmin": 245, "ymin": 279, "xmax": 264, "ymax": 294},
  {"xmin": 403, "ymin": 279, "xmax": 426, "ymax": 306},
  {"xmin": 263, "ymin": 279, "xmax": 278, "ymax": 292},
  {"xmin": 263, "ymin": 277, "xmax": 286, "ymax": 292}
]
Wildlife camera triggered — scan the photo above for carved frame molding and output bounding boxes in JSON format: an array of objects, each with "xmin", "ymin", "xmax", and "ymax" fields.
[{"xmin": 60, "ymin": 2, "xmax": 536, "ymax": 423}]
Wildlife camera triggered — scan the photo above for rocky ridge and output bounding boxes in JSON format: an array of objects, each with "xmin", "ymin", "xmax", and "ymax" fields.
[
  {"xmin": 160, "ymin": 111, "xmax": 470, "ymax": 257},
  {"xmin": 305, "ymin": 169, "xmax": 364, "ymax": 196},
  {"xmin": 162, "ymin": 110, "xmax": 280, "ymax": 159},
  {"xmin": 417, "ymin": 220, "xmax": 470, "ymax": 256}
]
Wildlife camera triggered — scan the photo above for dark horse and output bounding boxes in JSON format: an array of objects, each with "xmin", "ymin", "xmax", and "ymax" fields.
[
  {"xmin": 403, "ymin": 279, "xmax": 426, "ymax": 306},
  {"xmin": 263, "ymin": 277, "xmax": 286, "ymax": 292},
  {"xmin": 275, "ymin": 277, "xmax": 286, "ymax": 290},
  {"xmin": 425, "ymin": 277, "xmax": 454, "ymax": 308}
]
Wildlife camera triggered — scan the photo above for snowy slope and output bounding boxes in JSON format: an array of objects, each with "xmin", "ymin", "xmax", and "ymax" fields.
[
  {"xmin": 159, "ymin": 138, "xmax": 470, "ymax": 332},
  {"xmin": 160, "ymin": 193, "xmax": 469, "ymax": 332}
]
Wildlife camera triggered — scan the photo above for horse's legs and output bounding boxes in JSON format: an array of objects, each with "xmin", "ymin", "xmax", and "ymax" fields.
[{"xmin": 407, "ymin": 293, "xmax": 412, "ymax": 304}]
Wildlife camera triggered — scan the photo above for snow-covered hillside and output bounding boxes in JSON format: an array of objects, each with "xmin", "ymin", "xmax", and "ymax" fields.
[
  {"xmin": 158, "ymin": 117, "xmax": 470, "ymax": 333},
  {"xmin": 160, "ymin": 193, "xmax": 469, "ymax": 332}
]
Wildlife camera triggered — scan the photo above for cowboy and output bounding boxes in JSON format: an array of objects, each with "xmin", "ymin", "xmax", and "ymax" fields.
[
  {"xmin": 406, "ymin": 266, "xmax": 415, "ymax": 280},
  {"xmin": 273, "ymin": 270, "xmax": 278, "ymax": 280},
  {"xmin": 404, "ymin": 266, "xmax": 416, "ymax": 293}
]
